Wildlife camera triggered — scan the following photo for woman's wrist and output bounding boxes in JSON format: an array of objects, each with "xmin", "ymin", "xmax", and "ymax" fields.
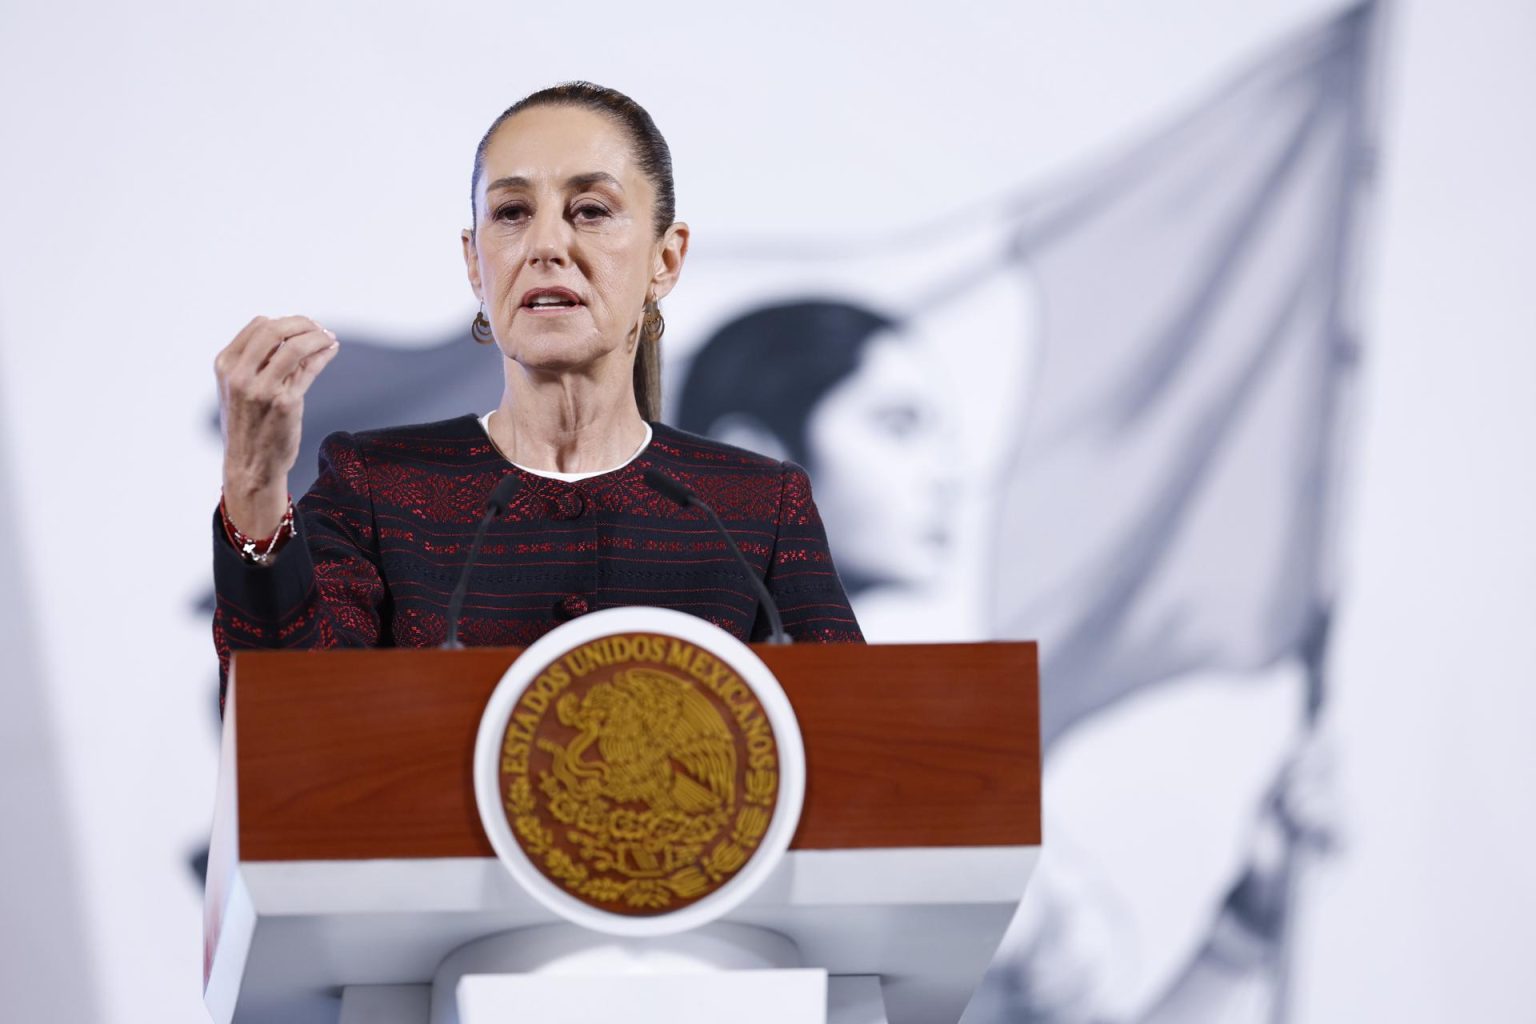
[
  {"xmin": 219, "ymin": 492, "xmax": 296, "ymax": 566},
  {"xmin": 220, "ymin": 474, "xmax": 291, "ymax": 544},
  {"xmin": 221, "ymin": 470, "xmax": 289, "ymax": 536}
]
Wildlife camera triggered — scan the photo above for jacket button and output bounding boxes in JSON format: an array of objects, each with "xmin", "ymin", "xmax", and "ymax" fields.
[
  {"xmin": 550, "ymin": 489, "xmax": 587, "ymax": 520},
  {"xmin": 555, "ymin": 594, "xmax": 590, "ymax": 621}
]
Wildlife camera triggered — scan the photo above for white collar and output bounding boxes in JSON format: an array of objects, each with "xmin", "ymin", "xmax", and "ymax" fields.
[{"xmin": 478, "ymin": 412, "xmax": 653, "ymax": 482}]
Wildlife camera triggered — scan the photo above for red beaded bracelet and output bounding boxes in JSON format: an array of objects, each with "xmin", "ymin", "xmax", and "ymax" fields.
[{"xmin": 219, "ymin": 495, "xmax": 295, "ymax": 567}]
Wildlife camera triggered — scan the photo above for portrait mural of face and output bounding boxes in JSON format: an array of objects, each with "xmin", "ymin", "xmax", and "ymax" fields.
[{"xmin": 675, "ymin": 301, "xmax": 953, "ymax": 599}]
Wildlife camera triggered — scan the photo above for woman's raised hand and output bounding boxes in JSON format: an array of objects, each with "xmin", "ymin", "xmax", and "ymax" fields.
[{"xmin": 215, "ymin": 315, "xmax": 340, "ymax": 538}]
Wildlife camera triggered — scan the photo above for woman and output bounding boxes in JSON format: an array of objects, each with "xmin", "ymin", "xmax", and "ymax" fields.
[
  {"xmin": 676, "ymin": 300, "xmax": 951, "ymax": 601},
  {"xmin": 212, "ymin": 83, "xmax": 862, "ymax": 705}
]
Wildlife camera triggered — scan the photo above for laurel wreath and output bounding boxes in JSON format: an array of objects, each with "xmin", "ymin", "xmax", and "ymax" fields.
[{"xmin": 505, "ymin": 769, "xmax": 776, "ymax": 909}]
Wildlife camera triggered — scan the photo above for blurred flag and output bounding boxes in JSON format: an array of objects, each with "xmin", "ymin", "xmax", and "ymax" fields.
[{"xmin": 990, "ymin": 1, "xmax": 1380, "ymax": 747}]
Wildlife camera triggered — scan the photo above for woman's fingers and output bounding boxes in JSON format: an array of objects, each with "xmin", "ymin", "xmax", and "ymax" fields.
[
  {"xmin": 219, "ymin": 315, "xmax": 310, "ymax": 368},
  {"xmin": 215, "ymin": 314, "xmax": 340, "ymax": 517},
  {"xmin": 222, "ymin": 315, "xmax": 330, "ymax": 383},
  {"xmin": 213, "ymin": 317, "xmax": 263, "ymax": 383},
  {"xmin": 258, "ymin": 328, "xmax": 336, "ymax": 392},
  {"xmin": 287, "ymin": 337, "xmax": 341, "ymax": 397},
  {"xmin": 219, "ymin": 321, "xmax": 335, "ymax": 404}
]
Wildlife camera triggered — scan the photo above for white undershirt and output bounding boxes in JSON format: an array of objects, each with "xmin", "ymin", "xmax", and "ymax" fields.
[{"xmin": 478, "ymin": 411, "xmax": 653, "ymax": 482}]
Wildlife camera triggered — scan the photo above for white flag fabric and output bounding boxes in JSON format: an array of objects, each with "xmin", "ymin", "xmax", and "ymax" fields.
[{"xmin": 990, "ymin": 2, "xmax": 1377, "ymax": 747}]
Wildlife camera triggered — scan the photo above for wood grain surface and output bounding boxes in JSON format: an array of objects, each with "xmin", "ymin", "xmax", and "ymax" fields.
[{"xmin": 230, "ymin": 643, "xmax": 1040, "ymax": 861}]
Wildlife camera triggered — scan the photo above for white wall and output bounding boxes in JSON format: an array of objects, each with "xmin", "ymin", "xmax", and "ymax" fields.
[
  {"xmin": 1298, "ymin": 2, "xmax": 1536, "ymax": 1020},
  {"xmin": 0, "ymin": 1, "xmax": 1530, "ymax": 1020}
]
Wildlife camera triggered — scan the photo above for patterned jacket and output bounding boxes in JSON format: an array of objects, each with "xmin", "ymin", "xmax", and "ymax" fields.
[{"xmin": 212, "ymin": 417, "xmax": 863, "ymax": 707}]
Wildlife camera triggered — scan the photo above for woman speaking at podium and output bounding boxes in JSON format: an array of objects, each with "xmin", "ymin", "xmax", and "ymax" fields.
[{"xmin": 210, "ymin": 83, "xmax": 862, "ymax": 704}]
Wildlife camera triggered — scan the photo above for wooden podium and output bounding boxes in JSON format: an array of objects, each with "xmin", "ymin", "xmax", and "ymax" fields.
[{"xmin": 204, "ymin": 642, "xmax": 1041, "ymax": 1024}]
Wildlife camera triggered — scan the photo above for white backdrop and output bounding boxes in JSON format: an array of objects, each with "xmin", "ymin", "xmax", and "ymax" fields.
[{"xmin": 0, "ymin": 2, "xmax": 1532, "ymax": 1021}]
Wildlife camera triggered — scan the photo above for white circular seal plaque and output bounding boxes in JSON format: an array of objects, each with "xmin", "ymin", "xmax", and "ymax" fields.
[{"xmin": 474, "ymin": 607, "xmax": 806, "ymax": 937}]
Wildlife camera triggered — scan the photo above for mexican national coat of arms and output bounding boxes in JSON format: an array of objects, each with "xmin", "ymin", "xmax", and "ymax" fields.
[{"xmin": 476, "ymin": 608, "xmax": 804, "ymax": 935}]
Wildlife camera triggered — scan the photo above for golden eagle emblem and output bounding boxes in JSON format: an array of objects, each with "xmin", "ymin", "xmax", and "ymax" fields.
[{"xmin": 499, "ymin": 634, "xmax": 779, "ymax": 915}]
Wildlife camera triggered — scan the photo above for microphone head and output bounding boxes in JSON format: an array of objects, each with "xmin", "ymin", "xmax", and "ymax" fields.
[
  {"xmin": 642, "ymin": 468, "xmax": 695, "ymax": 508},
  {"xmin": 486, "ymin": 474, "xmax": 521, "ymax": 514}
]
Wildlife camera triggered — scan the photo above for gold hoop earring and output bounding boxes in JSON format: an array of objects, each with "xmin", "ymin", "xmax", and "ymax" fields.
[
  {"xmin": 472, "ymin": 307, "xmax": 494, "ymax": 344},
  {"xmin": 642, "ymin": 300, "xmax": 665, "ymax": 344}
]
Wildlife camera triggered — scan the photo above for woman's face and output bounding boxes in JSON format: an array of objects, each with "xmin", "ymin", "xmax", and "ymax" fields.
[
  {"xmin": 804, "ymin": 332, "xmax": 952, "ymax": 592},
  {"xmin": 462, "ymin": 106, "xmax": 686, "ymax": 386}
]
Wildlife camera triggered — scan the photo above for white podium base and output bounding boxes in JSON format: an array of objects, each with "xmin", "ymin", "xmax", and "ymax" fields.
[
  {"xmin": 458, "ymin": 969, "xmax": 828, "ymax": 1024},
  {"xmin": 342, "ymin": 976, "xmax": 886, "ymax": 1024},
  {"xmin": 432, "ymin": 923, "xmax": 806, "ymax": 1024},
  {"xmin": 219, "ymin": 847, "xmax": 1036, "ymax": 1023}
]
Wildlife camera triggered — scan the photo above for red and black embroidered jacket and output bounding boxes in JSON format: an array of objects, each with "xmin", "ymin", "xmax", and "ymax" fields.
[{"xmin": 212, "ymin": 416, "xmax": 862, "ymax": 705}]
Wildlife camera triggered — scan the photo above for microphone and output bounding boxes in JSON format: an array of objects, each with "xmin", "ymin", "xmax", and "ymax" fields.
[
  {"xmin": 643, "ymin": 469, "xmax": 790, "ymax": 645},
  {"xmin": 442, "ymin": 474, "xmax": 522, "ymax": 649}
]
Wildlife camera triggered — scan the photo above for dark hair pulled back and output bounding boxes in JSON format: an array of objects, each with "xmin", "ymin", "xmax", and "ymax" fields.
[{"xmin": 470, "ymin": 81, "xmax": 675, "ymax": 235}]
